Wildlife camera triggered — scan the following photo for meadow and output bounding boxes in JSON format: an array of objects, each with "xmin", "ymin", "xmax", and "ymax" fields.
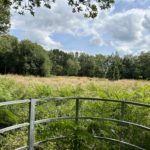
[{"xmin": 0, "ymin": 75, "xmax": 150, "ymax": 149}]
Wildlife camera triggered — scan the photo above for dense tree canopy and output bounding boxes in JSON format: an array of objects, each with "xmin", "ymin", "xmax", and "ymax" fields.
[
  {"xmin": 4, "ymin": 0, "xmax": 115, "ymax": 17},
  {"xmin": 0, "ymin": 0, "xmax": 10, "ymax": 34},
  {"xmin": 66, "ymin": 56, "xmax": 80, "ymax": 76},
  {"xmin": 49, "ymin": 49, "xmax": 69, "ymax": 75},
  {"xmin": 106, "ymin": 53, "xmax": 122, "ymax": 80},
  {"xmin": 0, "ymin": 35, "xmax": 150, "ymax": 80},
  {"xmin": 16, "ymin": 40, "xmax": 51, "ymax": 76},
  {"xmin": 0, "ymin": 35, "xmax": 51, "ymax": 76},
  {"xmin": 0, "ymin": 35, "xmax": 18, "ymax": 74},
  {"xmin": 78, "ymin": 53, "xmax": 96, "ymax": 77},
  {"xmin": 138, "ymin": 52, "xmax": 150, "ymax": 79},
  {"xmin": 121, "ymin": 55, "xmax": 136, "ymax": 79}
]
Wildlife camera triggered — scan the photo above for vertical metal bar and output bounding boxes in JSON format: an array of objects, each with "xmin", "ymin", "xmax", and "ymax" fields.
[
  {"xmin": 28, "ymin": 99, "xmax": 36, "ymax": 150},
  {"xmin": 74, "ymin": 98, "xmax": 79, "ymax": 150},
  {"xmin": 75, "ymin": 98, "xmax": 79, "ymax": 124},
  {"xmin": 121, "ymin": 102, "xmax": 125, "ymax": 121},
  {"xmin": 119, "ymin": 101, "xmax": 125, "ymax": 150}
]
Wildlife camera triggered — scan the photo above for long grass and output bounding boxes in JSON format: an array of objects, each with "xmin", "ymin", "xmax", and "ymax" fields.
[
  {"xmin": 0, "ymin": 74, "xmax": 150, "ymax": 100},
  {"xmin": 0, "ymin": 75, "xmax": 150, "ymax": 149}
]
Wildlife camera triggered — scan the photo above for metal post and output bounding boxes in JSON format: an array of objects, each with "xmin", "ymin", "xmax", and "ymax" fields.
[
  {"xmin": 28, "ymin": 99, "xmax": 36, "ymax": 150},
  {"xmin": 75, "ymin": 98, "xmax": 79, "ymax": 124},
  {"xmin": 121, "ymin": 102, "xmax": 125, "ymax": 121},
  {"xmin": 74, "ymin": 98, "xmax": 79, "ymax": 150},
  {"xmin": 119, "ymin": 101, "xmax": 125, "ymax": 150}
]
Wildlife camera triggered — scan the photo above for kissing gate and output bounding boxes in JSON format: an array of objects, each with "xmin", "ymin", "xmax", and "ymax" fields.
[{"xmin": 0, "ymin": 97, "xmax": 150, "ymax": 150}]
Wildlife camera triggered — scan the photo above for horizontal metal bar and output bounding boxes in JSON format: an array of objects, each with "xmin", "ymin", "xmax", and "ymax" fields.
[
  {"xmin": 0, "ymin": 97, "xmax": 150, "ymax": 108},
  {"xmin": 0, "ymin": 123, "xmax": 29, "ymax": 134},
  {"xmin": 1, "ymin": 116, "xmax": 149, "ymax": 134},
  {"xmin": 0, "ymin": 97, "xmax": 73, "ymax": 107},
  {"xmin": 15, "ymin": 136, "xmax": 67, "ymax": 150},
  {"xmin": 78, "ymin": 97, "xmax": 150, "ymax": 108},
  {"xmin": 79, "ymin": 117, "xmax": 150, "ymax": 131},
  {"xmin": 35, "ymin": 116, "xmax": 75, "ymax": 124},
  {"xmin": 34, "ymin": 136, "xmax": 67, "ymax": 146},
  {"xmin": 15, "ymin": 145, "xmax": 28, "ymax": 150},
  {"xmin": 16, "ymin": 135, "xmax": 145, "ymax": 150},
  {"xmin": 0, "ymin": 99, "xmax": 30, "ymax": 107},
  {"xmin": 35, "ymin": 97, "xmax": 74, "ymax": 102},
  {"xmin": 35, "ymin": 116, "xmax": 150, "ymax": 131},
  {"xmin": 94, "ymin": 136, "xmax": 145, "ymax": 150},
  {"xmin": 36, "ymin": 97, "xmax": 150, "ymax": 107}
]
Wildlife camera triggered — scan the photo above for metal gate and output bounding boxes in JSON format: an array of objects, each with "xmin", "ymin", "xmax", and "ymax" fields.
[{"xmin": 0, "ymin": 97, "xmax": 150, "ymax": 150}]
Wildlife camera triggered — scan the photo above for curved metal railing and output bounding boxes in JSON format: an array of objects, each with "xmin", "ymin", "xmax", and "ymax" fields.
[{"xmin": 0, "ymin": 97, "xmax": 150, "ymax": 150}]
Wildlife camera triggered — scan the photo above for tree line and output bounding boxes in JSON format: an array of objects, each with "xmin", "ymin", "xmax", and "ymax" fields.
[{"xmin": 0, "ymin": 35, "xmax": 150, "ymax": 80}]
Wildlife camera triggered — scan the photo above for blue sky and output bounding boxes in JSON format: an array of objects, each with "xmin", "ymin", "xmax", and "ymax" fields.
[{"xmin": 10, "ymin": 0, "xmax": 150, "ymax": 55}]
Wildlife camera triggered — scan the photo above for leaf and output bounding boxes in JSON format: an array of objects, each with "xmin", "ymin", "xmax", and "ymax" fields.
[
  {"xmin": 30, "ymin": 11, "xmax": 35, "ymax": 16},
  {"xmin": 44, "ymin": 3, "xmax": 51, "ymax": 9}
]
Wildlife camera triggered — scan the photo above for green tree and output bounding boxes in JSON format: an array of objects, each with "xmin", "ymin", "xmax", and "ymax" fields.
[
  {"xmin": 0, "ymin": 0, "xmax": 10, "ymax": 34},
  {"xmin": 78, "ymin": 53, "xmax": 96, "ymax": 77},
  {"xmin": 138, "ymin": 52, "xmax": 150, "ymax": 79},
  {"xmin": 0, "ymin": 35, "xmax": 18, "ymax": 74},
  {"xmin": 54, "ymin": 65, "xmax": 64, "ymax": 75},
  {"xmin": 6, "ymin": 0, "xmax": 114, "ymax": 18},
  {"xmin": 106, "ymin": 53, "xmax": 122, "ymax": 80},
  {"xmin": 121, "ymin": 55, "xmax": 136, "ymax": 79},
  {"xmin": 49, "ymin": 49, "xmax": 70, "ymax": 75},
  {"xmin": 66, "ymin": 58, "xmax": 81, "ymax": 76},
  {"xmin": 94, "ymin": 54, "xmax": 106, "ymax": 78},
  {"xmin": 16, "ymin": 40, "xmax": 51, "ymax": 76}
]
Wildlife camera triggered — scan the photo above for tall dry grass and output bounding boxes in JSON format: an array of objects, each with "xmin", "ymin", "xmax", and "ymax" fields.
[{"xmin": 0, "ymin": 74, "xmax": 150, "ymax": 149}]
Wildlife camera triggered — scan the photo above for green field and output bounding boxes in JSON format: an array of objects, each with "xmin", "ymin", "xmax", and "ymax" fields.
[{"xmin": 0, "ymin": 75, "xmax": 150, "ymax": 149}]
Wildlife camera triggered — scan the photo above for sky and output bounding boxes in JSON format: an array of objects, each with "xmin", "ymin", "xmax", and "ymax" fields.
[{"xmin": 10, "ymin": 0, "xmax": 150, "ymax": 56}]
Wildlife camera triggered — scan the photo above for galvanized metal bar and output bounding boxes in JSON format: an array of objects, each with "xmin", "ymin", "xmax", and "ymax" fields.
[
  {"xmin": 36, "ymin": 97, "xmax": 150, "ymax": 108},
  {"xmin": 78, "ymin": 117, "xmax": 150, "ymax": 131},
  {"xmin": 35, "ymin": 116, "xmax": 150, "ymax": 131},
  {"xmin": 119, "ymin": 101, "xmax": 125, "ymax": 150},
  {"xmin": 35, "ymin": 116, "xmax": 75, "ymax": 124},
  {"xmin": 35, "ymin": 97, "xmax": 74, "ymax": 102},
  {"xmin": 77, "ymin": 97, "xmax": 150, "ymax": 108},
  {"xmin": 0, "ymin": 123, "xmax": 29, "ymax": 134},
  {"xmin": 34, "ymin": 136, "xmax": 67, "ymax": 146},
  {"xmin": 15, "ymin": 145, "xmax": 28, "ymax": 150},
  {"xmin": 94, "ymin": 136, "xmax": 145, "ymax": 150},
  {"xmin": 121, "ymin": 102, "xmax": 125, "ymax": 121},
  {"xmin": 28, "ymin": 99, "xmax": 36, "ymax": 150},
  {"xmin": 35, "ymin": 117, "xmax": 150, "ymax": 131},
  {"xmin": 0, "ymin": 97, "xmax": 150, "ymax": 108},
  {"xmin": 1, "ymin": 116, "xmax": 149, "ymax": 134},
  {"xmin": 74, "ymin": 98, "xmax": 80, "ymax": 150},
  {"xmin": 75, "ymin": 98, "xmax": 79, "ymax": 124},
  {"xmin": 16, "ymin": 136, "xmax": 67, "ymax": 150},
  {"xmin": 0, "ymin": 99, "xmax": 30, "ymax": 107},
  {"xmin": 16, "ymin": 135, "xmax": 146, "ymax": 150}
]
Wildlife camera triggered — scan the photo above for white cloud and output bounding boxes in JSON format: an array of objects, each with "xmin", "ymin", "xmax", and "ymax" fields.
[
  {"xmin": 11, "ymin": 1, "xmax": 99, "ymax": 49},
  {"xmin": 103, "ymin": 9, "xmax": 144, "ymax": 42},
  {"xmin": 24, "ymin": 30, "xmax": 62, "ymax": 49},
  {"xmin": 97, "ymin": 9, "xmax": 150, "ymax": 54},
  {"xmin": 10, "ymin": 1, "xmax": 150, "ymax": 55},
  {"xmin": 143, "ymin": 13, "xmax": 150, "ymax": 31}
]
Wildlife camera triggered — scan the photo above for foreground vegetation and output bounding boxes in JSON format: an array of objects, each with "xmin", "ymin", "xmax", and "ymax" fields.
[{"xmin": 0, "ymin": 75, "xmax": 150, "ymax": 149}]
